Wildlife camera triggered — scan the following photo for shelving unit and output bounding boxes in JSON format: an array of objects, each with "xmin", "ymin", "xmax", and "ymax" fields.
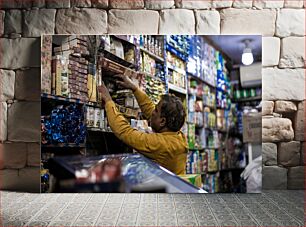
[{"xmin": 41, "ymin": 34, "xmax": 252, "ymax": 193}]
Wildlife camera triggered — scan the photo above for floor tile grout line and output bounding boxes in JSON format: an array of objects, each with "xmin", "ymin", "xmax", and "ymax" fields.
[
  {"xmin": 231, "ymin": 194, "xmax": 261, "ymax": 226},
  {"xmin": 114, "ymin": 193, "xmax": 126, "ymax": 226},
  {"xmin": 67, "ymin": 194, "xmax": 98, "ymax": 226},
  {"xmin": 93, "ymin": 194, "xmax": 110, "ymax": 226},
  {"xmin": 172, "ymin": 194, "xmax": 179, "ymax": 227},
  {"xmin": 188, "ymin": 194, "xmax": 202, "ymax": 226},
  {"xmin": 261, "ymin": 192, "xmax": 304, "ymax": 223},
  {"xmin": 47, "ymin": 195, "xmax": 80, "ymax": 227},
  {"xmin": 23, "ymin": 196, "xmax": 58, "ymax": 226},
  {"xmin": 24, "ymin": 196, "xmax": 71, "ymax": 226},
  {"xmin": 202, "ymin": 195, "xmax": 221, "ymax": 227},
  {"xmin": 131, "ymin": 194, "xmax": 141, "ymax": 227}
]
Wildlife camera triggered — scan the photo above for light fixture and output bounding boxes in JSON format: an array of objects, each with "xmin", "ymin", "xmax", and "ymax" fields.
[{"xmin": 241, "ymin": 39, "xmax": 254, "ymax": 66}]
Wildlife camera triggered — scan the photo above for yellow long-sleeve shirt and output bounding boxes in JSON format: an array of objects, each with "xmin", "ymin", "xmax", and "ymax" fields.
[{"xmin": 105, "ymin": 88, "xmax": 188, "ymax": 175}]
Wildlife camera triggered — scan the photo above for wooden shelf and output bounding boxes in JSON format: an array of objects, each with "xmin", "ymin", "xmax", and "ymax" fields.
[
  {"xmin": 41, "ymin": 93, "xmax": 85, "ymax": 104},
  {"xmin": 168, "ymin": 83, "xmax": 187, "ymax": 95},
  {"xmin": 234, "ymin": 96, "xmax": 262, "ymax": 102},
  {"xmin": 167, "ymin": 64, "xmax": 186, "ymax": 75},
  {"xmin": 103, "ymin": 50, "xmax": 136, "ymax": 69},
  {"xmin": 42, "ymin": 143, "xmax": 86, "ymax": 148},
  {"xmin": 113, "ymin": 35, "xmax": 136, "ymax": 47},
  {"xmin": 140, "ymin": 47, "xmax": 164, "ymax": 62},
  {"xmin": 188, "ymin": 73, "xmax": 216, "ymax": 88}
]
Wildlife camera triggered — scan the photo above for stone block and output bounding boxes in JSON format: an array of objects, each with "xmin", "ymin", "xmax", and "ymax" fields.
[
  {"xmin": 232, "ymin": 0, "xmax": 253, "ymax": 8},
  {"xmin": 175, "ymin": 0, "xmax": 212, "ymax": 9},
  {"xmin": 262, "ymin": 68, "xmax": 305, "ymax": 101},
  {"xmin": 4, "ymin": 10, "xmax": 22, "ymax": 35},
  {"xmin": 159, "ymin": 9, "xmax": 195, "ymax": 34},
  {"xmin": 109, "ymin": 0, "xmax": 144, "ymax": 9},
  {"xmin": 280, "ymin": 36, "xmax": 305, "ymax": 68},
  {"xmin": 262, "ymin": 101, "xmax": 274, "ymax": 115},
  {"xmin": 276, "ymin": 9, "xmax": 305, "ymax": 37},
  {"xmin": 145, "ymin": 0, "xmax": 175, "ymax": 9},
  {"xmin": 0, "ymin": 69, "xmax": 15, "ymax": 102},
  {"xmin": 0, "ymin": 38, "xmax": 41, "ymax": 70},
  {"xmin": 0, "ymin": 0, "xmax": 28, "ymax": 9},
  {"xmin": 23, "ymin": 9, "xmax": 56, "ymax": 37},
  {"xmin": 294, "ymin": 101, "xmax": 305, "ymax": 141},
  {"xmin": 27, "ymin": 143, "xmax": 40, "ymax": 167},
  {"xmin": 274, "ymin": 101, "xmax": 297, "ymax": 113},
  {"xmin": 109, "ymin": 10, "xmax": 159, "ymax": 34},
  {"xmin": 8, "ymin": 102, "xmax": 40, "ymax": 142},
  {"xmin": 15, "ymin": 68, "xmax": 40, "ymax": 101},
  {"xmin": 46, "ymin": 0, "xmax": 70, "ymax": 8},
  {"xmin": 262, "ymin": 37, "xmax": 280, "ymax": 66},
  {"xmin": 0, "ymin": 143, "xmax": 27, "ymax": 169},
  {"xmin": 0, "ymin": 168, "xmax": 40, "ymax": 192},
  {"xmin": 0, "ymin": 10, "xmax": 4, "ymax": 35},
  {"xmin": 220, "ymin": 9, "xmax": 276, "ymax": 36},
  {"xmin": 278, "ymin": 141, "xmax": 301, "ymax": 167},
  {"xmin": 262, "ymin": 143, "xmax": 277, "ymax": 166},
  {"xmin": 262, "ymin": 166, "xmax": 287, "ymax": 189},
  {"xmin": 284, "ymin": 0, "xmax": 304, "ymax": 8},
  {"xmin": 71, "ymin": 0, "xmax": 91, "ymax": 7},
  {"xmin": 262, "ymin": 117, "xmax": 294, "ymax": 142},
  {"xmin": 32, "ymin": 0, "xmax": 46, "ymax": 8},
  {"xmin": 253, "ymin": 0, "xmax": 284, "ymax": 8},
  {"xmin": 301, "ymin": 142, "xmax": 305, "ymax": 165},
  {"xmin": 91, "ymin": 0, "xmax": 108, "ymax": 8},
  {"xmin": 288, "ymin": 166, "xmax": 304, "ymax": 189},
  {"xmin": 211, "ymin": 0, "xmax": 233, "ymax": 8},
  {"xmin": 0, "ymin": 102, "xmax": 7, "ymax": 142},
  {"xmin": 195, "ymin": 10, "xmax": 220, "ymax": 34},
  {"xmin": 56, "ymin": 8, "xmax": 107, "ymax": 34}
]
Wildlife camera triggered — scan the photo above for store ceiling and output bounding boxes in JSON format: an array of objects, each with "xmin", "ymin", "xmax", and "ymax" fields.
[{"xmin": 205, "ymin": 35, "xmax": 262, "ymax": 67}]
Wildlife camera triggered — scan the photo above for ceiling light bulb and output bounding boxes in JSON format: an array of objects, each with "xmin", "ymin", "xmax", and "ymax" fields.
[{"xmin": 242, "ymin": 47, "xmax": 254, "ymax": 65}]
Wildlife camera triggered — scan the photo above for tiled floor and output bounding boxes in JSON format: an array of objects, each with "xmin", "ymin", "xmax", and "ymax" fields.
[{"xmin": 1, "ymin": 190, "xmax": 304, "ymax": 226}]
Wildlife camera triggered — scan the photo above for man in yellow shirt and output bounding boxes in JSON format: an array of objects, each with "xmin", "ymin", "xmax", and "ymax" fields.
[{"xmin": 98, "ymin": 74, "xmax": 187, "ymax": 175}]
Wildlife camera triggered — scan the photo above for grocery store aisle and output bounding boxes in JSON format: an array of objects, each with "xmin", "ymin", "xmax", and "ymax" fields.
[{"xmin": 1, "ymin": 190, "xmax": 304, "ymax": 226}]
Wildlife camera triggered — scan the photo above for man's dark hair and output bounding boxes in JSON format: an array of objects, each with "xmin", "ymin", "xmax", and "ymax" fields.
[{"xmin": 160, "ymin": 94, "xmax": 186, "ymax": 132}]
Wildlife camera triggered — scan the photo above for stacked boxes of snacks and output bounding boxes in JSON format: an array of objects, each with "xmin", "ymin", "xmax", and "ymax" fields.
[
  {"xmin": 51, "ymin": 35, "xmax": 90, "ymax": 102},
  {"xmin": 41, "ymin": 35, "xmax": 53, "ymax": 94}
]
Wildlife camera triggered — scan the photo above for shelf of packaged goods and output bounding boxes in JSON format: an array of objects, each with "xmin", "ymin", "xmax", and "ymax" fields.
[
  {"xmin": 42, "ymin": 143, "xmax": 86, "ymax": 148},
  {"xmin": 112, "ymin": 35, "xmax": 136, "ymax": 47},
  {"xmin": 234, "ymin": 96, "xmax": 262, "ymax": 102},
  {"xmin": 168, "ymin": 83, "xmax": 187, "ymax": 95},
  {"xmin": 141, "ymin": 72, "xmax": 166, "ymax": 84},
  {"xmin": 41, "ymin": 93, "xmax": 85, "ymax": 104},
  {"xmin": 140, "ymin": 47, "xmax": 164, "ymax": 62},
  {"xmin": 100, "ymin": 57, "xmax": 138, "ymax": 78},
  {"xmin": 216, "ymin": 87, "xmax": 232, "ymax": 97},
  {"xmin": 166, "ymin": 43, "xmax": 188, "ymax": 61},
  {"xmin": 167, "ymin": 64, "xmax": 186, "ymax": 75},
  {"xmin": 103, "ymin": 50, "xmax": 137, "ymax": 69},
  {"xmin": 188, "ymin": 73, "xmax": 216, "ymax": 88}
]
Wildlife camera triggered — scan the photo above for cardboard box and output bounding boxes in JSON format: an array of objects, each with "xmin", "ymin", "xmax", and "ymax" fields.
[
  {"xmin": 179, "ymin": 174, "xmax": 202, "ymax": 188},
  {"xmin": 87, "ymin": 74, "xmax": 97, "ymax": 102},
  {"xmin": 242, "ymin": 113, "xmax": 262, "ymax": 143}
]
